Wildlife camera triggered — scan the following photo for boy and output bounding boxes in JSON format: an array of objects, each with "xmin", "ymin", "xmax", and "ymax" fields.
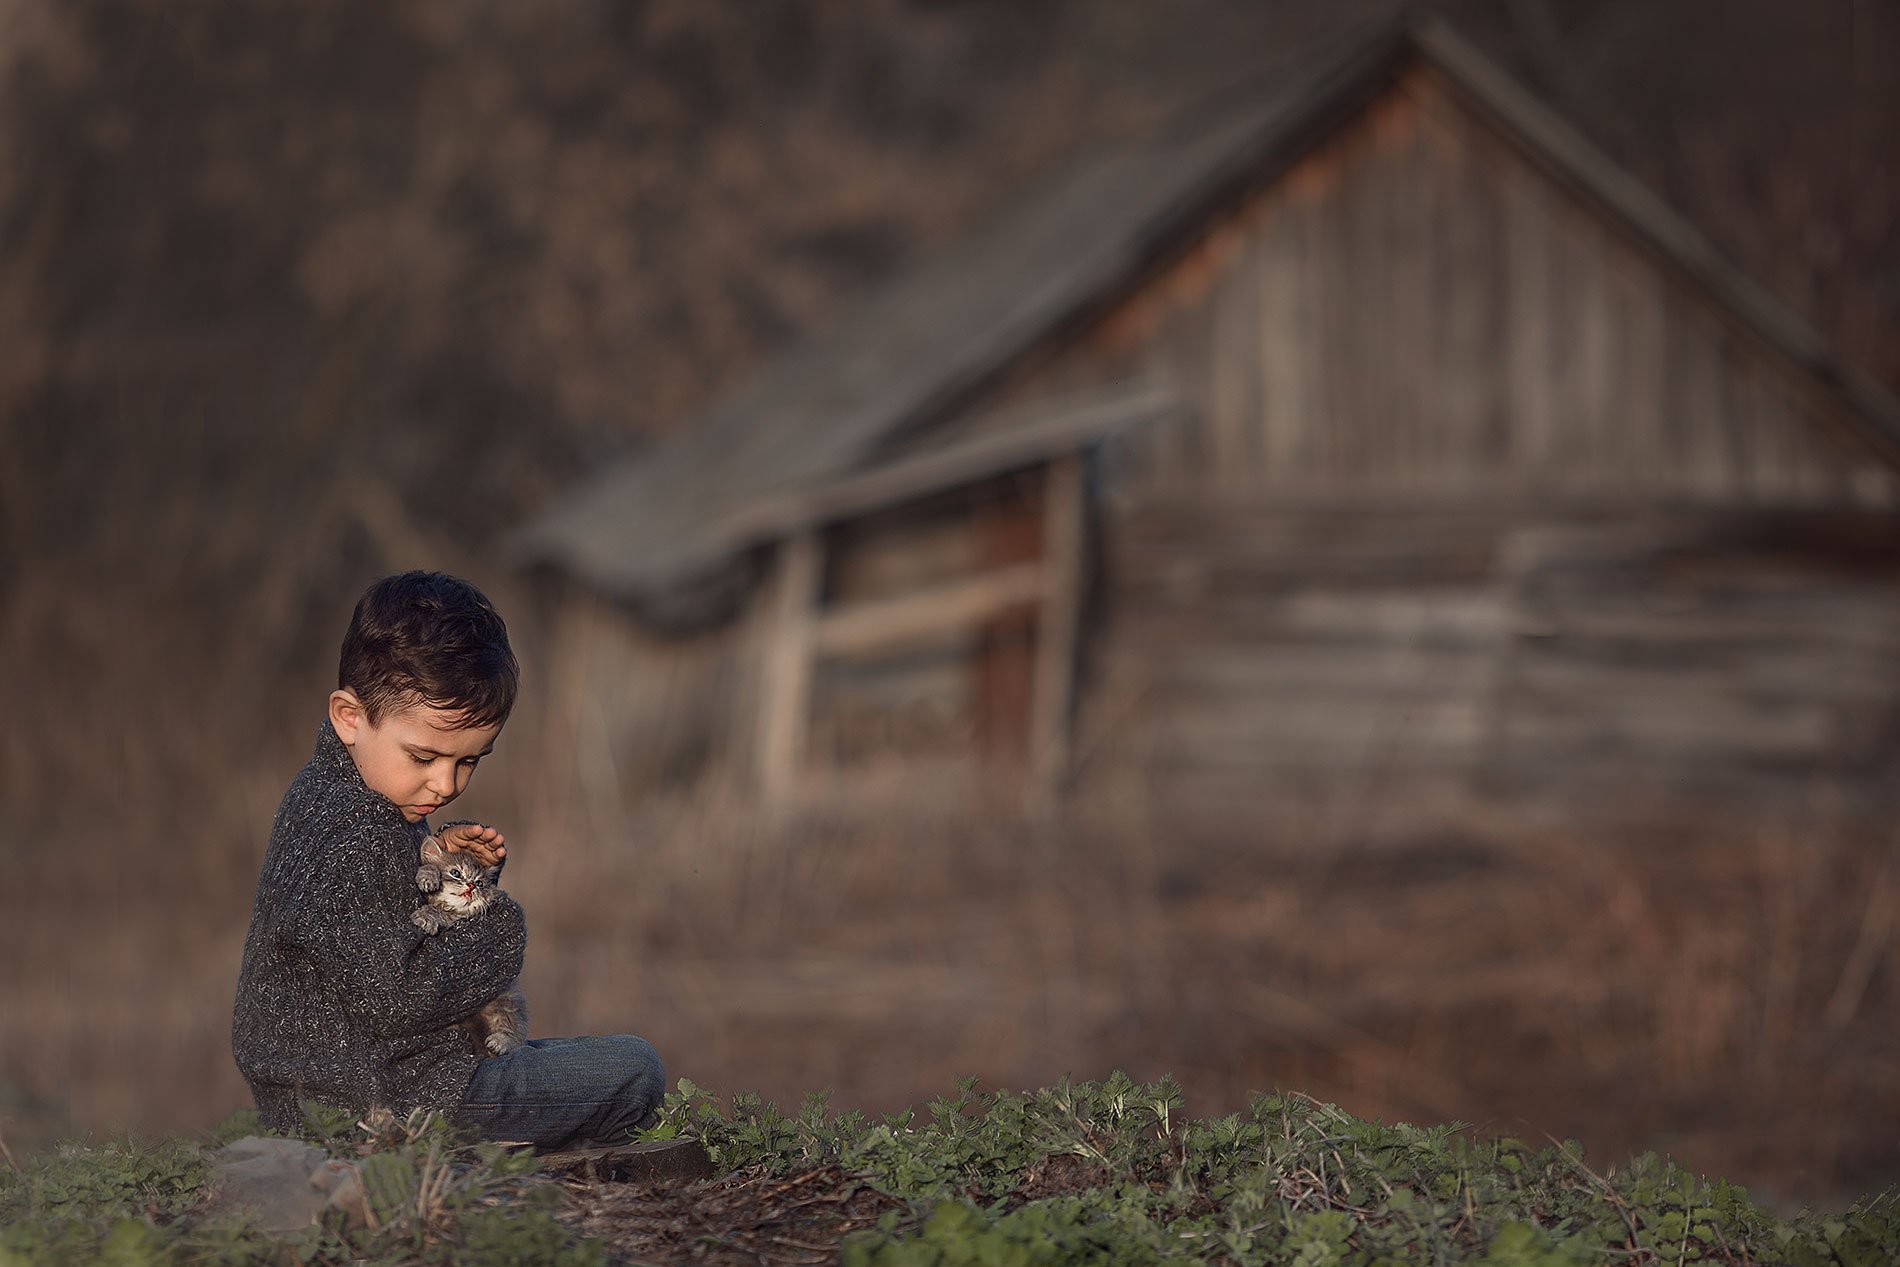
[{"xmin": 231, "ymin": 571, "xmax": 664, "ymax": 1151}]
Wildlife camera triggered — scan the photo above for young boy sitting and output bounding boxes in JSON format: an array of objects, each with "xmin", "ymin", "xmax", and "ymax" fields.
[{"xmin": 231, "ymin": 571, "xmax": 664, "ymax": 1151}]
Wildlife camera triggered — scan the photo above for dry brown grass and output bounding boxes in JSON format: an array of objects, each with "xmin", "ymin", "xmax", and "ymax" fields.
[
  {"xmin": 1, "ymin": 524, "xmax": 1893, "ymax": 1207},
  {"xmin": 7, "ymin": 738, "xmax": 1895, "ymax": 1211}
]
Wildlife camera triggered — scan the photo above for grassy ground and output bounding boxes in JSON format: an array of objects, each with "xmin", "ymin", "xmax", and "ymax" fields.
[
  {"xmin": 4, "ymin": 1075, "xmax": 1897, "ymax": 1266},
  {"xmin": 5, "ymin": 784, "xmax": 1898, "ymax": 1212}
]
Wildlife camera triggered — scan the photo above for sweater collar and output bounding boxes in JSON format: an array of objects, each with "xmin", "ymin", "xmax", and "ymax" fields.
[{"xmin": 313, "ymin": 716, "xmax": 414, "ymax": 833}]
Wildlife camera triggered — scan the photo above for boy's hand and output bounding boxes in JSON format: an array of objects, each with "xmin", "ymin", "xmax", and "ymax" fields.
[{"xmin": 438, "ymin": 822, "xmax": 506, "ymax": 867}]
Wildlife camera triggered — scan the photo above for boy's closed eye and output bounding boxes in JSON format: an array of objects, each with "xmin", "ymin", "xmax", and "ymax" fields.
[{"xmin": 410, "ymin": 752, "xmax": 481, "ymax": 768}]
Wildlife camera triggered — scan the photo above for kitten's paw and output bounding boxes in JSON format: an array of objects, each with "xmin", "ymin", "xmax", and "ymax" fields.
[
  {"xmin": 486, "ymin": 1032, "xmax": 523, "ymax": 1056},
  {"xmin": 411, "ymin": 908, "xmax": 445, "ymax": 934},
  {"xmin": 416, "ymin": 865, "xmax": 442, "ymax": 893}
]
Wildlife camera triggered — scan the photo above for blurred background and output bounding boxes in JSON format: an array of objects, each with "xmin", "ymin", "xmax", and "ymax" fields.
[{"xmin": 3, "ymin": 0, "xmax": 1899, "ymax": 1213}]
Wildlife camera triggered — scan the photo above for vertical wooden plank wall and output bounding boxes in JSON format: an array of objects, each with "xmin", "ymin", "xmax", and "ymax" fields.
[
  {"xmin": 907, "ymin": 63, "xmax": 1900, "ymax": 841},
  {"xmin": 965, "ymin": 66, "xmax": 1892, "ymax": 508},
  {"xmin": 1091, "ymin": 496, "xmax": 1900, "ymax": 842},
  {"xmin": 693, "ymin": 60, "xmax": 1900, "ymax": 824}
]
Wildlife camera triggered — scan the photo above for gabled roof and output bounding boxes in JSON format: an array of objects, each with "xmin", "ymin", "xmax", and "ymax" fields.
[{"xmin": 511, "ymin": 17, "xmax": 1900, "ymax": 608}]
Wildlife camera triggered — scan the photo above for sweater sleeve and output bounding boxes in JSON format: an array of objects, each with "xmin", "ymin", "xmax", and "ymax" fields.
[
  {"xmin": 304, "ymin": 827, "xmax": 529, "ymax": 1042},
  {"xmin": 329, "ymin": 896, "xmax": 528, "ymax": 1041}
]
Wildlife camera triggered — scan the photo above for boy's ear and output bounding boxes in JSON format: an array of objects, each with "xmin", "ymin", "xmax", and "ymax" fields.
[
  {"xmin": 419, "ymin": 834, "xmax": 447, "ymax": 865},
  {"xmin": 329, "ymin": 689, "xmax": 366, "ymax": 744}
]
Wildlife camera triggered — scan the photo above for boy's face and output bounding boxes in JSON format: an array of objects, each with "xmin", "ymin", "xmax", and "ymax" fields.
[{"xmin": 328, "ymin": 690, "xmax": 501, "ymax": 823}]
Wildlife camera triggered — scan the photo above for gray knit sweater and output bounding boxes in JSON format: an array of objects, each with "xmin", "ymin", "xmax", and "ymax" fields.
[{"xmin": 231, "ymin": 718, "xmax": 527, "ymax": 1133}]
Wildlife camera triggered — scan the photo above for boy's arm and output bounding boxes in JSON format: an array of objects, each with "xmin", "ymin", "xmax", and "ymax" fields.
[{"xmin": 314, "ymin": 863, "xmax": 527, "ymax": 1041}]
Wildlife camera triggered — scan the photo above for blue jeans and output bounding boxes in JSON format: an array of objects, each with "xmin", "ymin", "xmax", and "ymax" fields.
[{"xmin": 454, "ymin": 1034, "xmax": 666, "ymax": 1152}]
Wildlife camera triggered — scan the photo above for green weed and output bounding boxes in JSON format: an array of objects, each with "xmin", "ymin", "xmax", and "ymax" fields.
[
  {"xmin": 5, "ymin": 1076, "xmax": 1896, "ymax": 1264},
  {"xmin": 0, "ymin": 1108, "xmax": 597, "ymax": 1267},
  {"xmin": 652, "ymin": 1072, "xmax": 1900, "ymax": 1266}
]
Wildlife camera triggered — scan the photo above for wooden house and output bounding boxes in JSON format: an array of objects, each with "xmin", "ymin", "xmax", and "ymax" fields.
[{"xmin": 512, "ymin": 20, "xmax": 1900, "ymax": 842}]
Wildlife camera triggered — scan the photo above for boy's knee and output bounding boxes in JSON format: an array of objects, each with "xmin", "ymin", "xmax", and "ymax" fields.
[
  {"xmin": 600, "ymin": 1033, "xmax": 668, "ymax": 1101},
  {"xmin": 606, "ymin": 1034, "xmax": 664, "ymax": 1099},
  {"xmin": 581, "ymin": 1034, "xmax": 663, "ymax": 1141}
]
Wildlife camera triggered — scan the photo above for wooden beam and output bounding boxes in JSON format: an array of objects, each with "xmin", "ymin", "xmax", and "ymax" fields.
[
  {"xmin": 756, "ymin": 530, "xmax": 822, "ymax": 808},
  {"xmin": 714, "ymin": 381, "xmax": 1177, "ymax": 548},
  {"xmin": 814, "ymin": 561, "xmax": 1045, "ymax": 659},
  {"xmin": 1030, "ymin": 454, "xmax": 1087, "ymax": 808}
]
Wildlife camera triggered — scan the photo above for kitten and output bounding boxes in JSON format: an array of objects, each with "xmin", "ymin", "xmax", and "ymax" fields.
[{"xmin": 411, "ymin": 833, "xmax": 529, "ymax": 1057}]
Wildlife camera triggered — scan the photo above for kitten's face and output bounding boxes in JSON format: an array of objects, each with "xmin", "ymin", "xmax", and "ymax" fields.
[
  {"xmin": 432, "ymin": 857, "xmax": 495, "ymax": 913},
  {"xmin": 420, "ymin": 834, "xmax": 501, "ymax": 916}
]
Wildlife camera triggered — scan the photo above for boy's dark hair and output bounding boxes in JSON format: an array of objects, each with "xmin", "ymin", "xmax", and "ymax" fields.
[{"xmin": 339, "ymin": 572, "xmax": 519, "ymax": 729}]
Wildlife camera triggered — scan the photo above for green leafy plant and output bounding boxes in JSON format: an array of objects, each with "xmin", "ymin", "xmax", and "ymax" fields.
[
  {"xmin": 6, "ymin": 1076, "xmax": 1898, "ymax": 1264},
  {"xmin": 0, "ymin": 1107, "xmax": 597, "ymax": 1267},
  {"xmin": 654, "ymin": 1073, "xmax": 1900, "ymax": 1266}
]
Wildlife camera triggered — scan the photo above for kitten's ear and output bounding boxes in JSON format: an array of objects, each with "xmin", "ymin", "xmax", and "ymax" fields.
[
  {"xmin": 420, "ymin": 834, "xmax": 448, "ymax": 865},
  {"xmin": 483, "ymin": 864, "xmax": 503, "ymax": 886}
]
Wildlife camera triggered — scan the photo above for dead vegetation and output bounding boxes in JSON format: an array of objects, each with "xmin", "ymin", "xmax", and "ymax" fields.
[
  {"xmin": 557, "ymin": 1165, "xmax": 908, "ymax": 1267},
  {"xmin": 10, "ymin": 762, "xmax": 1895, "ymax": 1210}
]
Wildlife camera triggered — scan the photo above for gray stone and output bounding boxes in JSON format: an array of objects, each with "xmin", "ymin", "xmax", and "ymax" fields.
[
  {"xmin": 311, "ymin": 1156, "xmax": 371, "ymax": 1227},
  {"xmin": 202, "ymin": 1136, "xmax": 368, "ymax": 1234}
]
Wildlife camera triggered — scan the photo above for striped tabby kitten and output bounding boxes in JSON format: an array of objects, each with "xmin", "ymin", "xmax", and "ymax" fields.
[{"xmin": 413, "ymin": 833, "xmax": 529, "ymax": 1056}]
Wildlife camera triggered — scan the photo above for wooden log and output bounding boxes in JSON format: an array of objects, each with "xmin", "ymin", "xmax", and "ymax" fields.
[
  {"xmin": 815, "ymin": 561, "xmax": 1045, "ymax": 658},
  {"xmin": 1152, "ymin": 697, "xmax": 1491, "ymax": 751},
  {"xmin": 537, "ymin": 1139, "xmax": 717, "ymax": 1184},
  {"xmin": 1030, "ymin": 454, "xmax": 1086, "ymax": 806},
  {"xmin": 756, "ymin": 530, "xmax": 823, "ymax": 807},
  {"xmin": 720, "ymin": 381, "xmax": 1175, "ymax": 546},
  {"xmin": 1508, "ymin": 607, "xmax": 1900, "ymax": 655},
  {"xmin": 974, "ymin": 482, "xmax": 1044, "ymax": 769},
  {"xmin": 1496, "ymin": 702, "xmax": 1836, "ymax": 761},
  {"xmin": 1508, "ymin": 646, "xmax": 1900, "ymax": 704},
  {"xmin": 1158, "ymin": 642, "xmax": 1498, "ymax": 695},
  {"xmin": 1145, "ymin": 735, "xmax": 1484, "ymax": 772},
  {"xmin": 1228, "ymin": 590, "xmax": 1513, "ymax": 641}
]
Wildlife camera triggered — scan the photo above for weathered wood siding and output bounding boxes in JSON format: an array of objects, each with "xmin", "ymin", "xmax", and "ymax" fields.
[
  {"xmin": 534, "ymin": 579, "xmax": 757, "ymax": 806},
  {"xmin": 1090, "ymin": 499, "xmax": 1900, "ymax": 837},
  {"xmin": 1103, "ymin": 499, "xmax": 1510, "ymax": 813},
  {"xmin": 803, "ymin": 472, "xmax": 1047, "ymax": 777},
  {"xmin": 900, "ymin": 64, "xmax": 1900, "ymax": 836},
  {"xmin": 961, "ymin": 64, "xmax": 1894, "ymax": 506},
  {"xmin": 551, "ymin": 468, "xmax": 1062, "ymax": 806},
  {"xmin": 1492, "ymin": 511, "xmax": 1900, "ymax": 794},
  {"xmin": 559, "ymin": 58, "xmax": 1900, "ymax": 828}
]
